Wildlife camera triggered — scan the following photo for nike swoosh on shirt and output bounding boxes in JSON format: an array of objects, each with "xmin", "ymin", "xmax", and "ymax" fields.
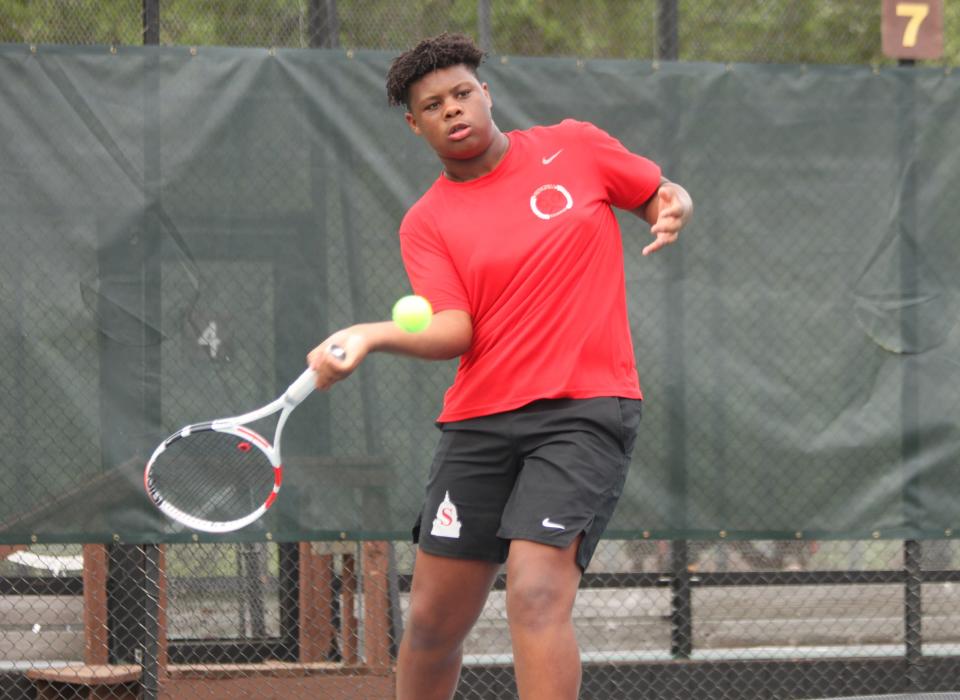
[
  {"xmin": 541, "ymin": 149, "xmax": 563, "ymax": 165},
  {"xmin": 542, "ymin": 518, "xmax": 565, "ymax": 530}
]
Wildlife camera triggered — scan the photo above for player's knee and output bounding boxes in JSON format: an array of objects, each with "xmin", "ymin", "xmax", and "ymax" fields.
[
  {"xmin": 506, "ymin": 575, "xmax": 574, "ymax": 631},
  {"xmin": 403, "ymin": 598, "xmax": 466, "ymax": 652}
]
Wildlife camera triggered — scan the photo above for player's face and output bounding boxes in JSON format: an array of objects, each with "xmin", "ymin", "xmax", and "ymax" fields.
[{"xmin": 405, "ymin": 65, "xmax": 496, "ymax": 162}]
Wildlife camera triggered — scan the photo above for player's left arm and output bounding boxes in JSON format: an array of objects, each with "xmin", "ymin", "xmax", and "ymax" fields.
[{"xmin": 632, "ymin": 177, "xmax": 693, "ymax": 256}]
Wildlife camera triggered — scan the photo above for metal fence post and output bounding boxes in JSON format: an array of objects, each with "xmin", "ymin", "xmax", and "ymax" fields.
[
  {"xmin": 670, "ymin": 541, "xmax": 693, "ymax": 659},
  {"xmin": 309, "ymin": 0, "xmax": 340, "ymax": 48},
  {"xmin": 142, "ymin": 10, "xmax": 161, "ymax": 695},
  {"xmin": 897, "ymin": 54, "xmax": 924, "ymax": 692},
  {"xmin": 655, "ymin": 26, "xmax": 690, "ymax": 658},
  {"xmin": 904, "ymin": 539, "xmax": 923, "ymax": 689},
  {"xmin": 142, "ymin": 544, "xmax": 162, "ymax": 700},
  {"xmin": 657, "ymin": 0, "xmax": 679, "ymax": 60},
  {"xmin": 142, "ymin": 0, "xmax": 159, "ymax": 45},
  {"xmin": 478, "ymin": 0, "xmax": 493, "ymax": 54}
]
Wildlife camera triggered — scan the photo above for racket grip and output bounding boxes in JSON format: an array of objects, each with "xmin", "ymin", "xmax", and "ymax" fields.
[
  {"xmin": 286, "ymin": 368, "xmax": 318, "ymax": 404},
  {"xmin": 286, "ymin": 345, "xmax": 346, "ymax": 404}
]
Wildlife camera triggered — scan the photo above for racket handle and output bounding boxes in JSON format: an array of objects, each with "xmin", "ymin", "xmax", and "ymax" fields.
[
  {"xmin": 286, "ymin": 368, "xmax": 318, "ymax": 404},
  {"xmin": 286, "ymin": 345, "xmax": 347, "ymax": 404}
]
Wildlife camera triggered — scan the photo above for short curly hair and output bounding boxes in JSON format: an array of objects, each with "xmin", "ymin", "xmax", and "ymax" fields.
[{"xmin": 386, "ymin": 33, "xmax": 485, "ymax": 109}]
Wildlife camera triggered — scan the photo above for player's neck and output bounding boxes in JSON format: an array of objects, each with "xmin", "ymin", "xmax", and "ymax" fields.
[{"xmin": 441, "ymin": 131, "xmax": 510, "ymax": 183}]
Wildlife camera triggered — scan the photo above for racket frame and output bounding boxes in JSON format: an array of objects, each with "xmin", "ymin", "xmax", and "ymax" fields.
[
  {"xmin": 144, "ymin": 422, "xmax": 281, "ymax": 533},
  {"xmin": 144, "ymin": 348, "xmax": 342, "ymax": 533}
]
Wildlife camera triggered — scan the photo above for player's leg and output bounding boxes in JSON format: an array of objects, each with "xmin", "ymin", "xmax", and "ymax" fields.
[
  {"xmin": 396, "ymin": 549, "xmax": 500, "ymax": 700},
  {"xmin": 398, "ymin": 414, "xmax": 520, "ymax": 700},
  {"xmin": 497, "ymin": 397, "xmax": 643, "ymax": 699},
  {"xmin": 506, "ymin": 536, "xmax": 584, "ymax": 700}
]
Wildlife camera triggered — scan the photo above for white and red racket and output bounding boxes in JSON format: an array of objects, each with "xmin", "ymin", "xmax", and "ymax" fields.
[{"xmin": 144, "ymin": 345, "xmax": 344, "ymax": 533}]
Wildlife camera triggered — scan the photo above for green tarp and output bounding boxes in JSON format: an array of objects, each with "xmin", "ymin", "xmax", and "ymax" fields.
[{"xmin": 1, "ymin": 44, "xmax": 958, "ymax": 543}]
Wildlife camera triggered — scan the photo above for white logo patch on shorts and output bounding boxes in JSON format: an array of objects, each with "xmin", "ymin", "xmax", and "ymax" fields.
[{"xmin": 431, "ymin": 491, "xmax": 462, "ymax": 538}]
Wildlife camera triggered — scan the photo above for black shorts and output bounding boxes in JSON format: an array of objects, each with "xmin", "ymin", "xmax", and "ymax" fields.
[{"xmin": 412, "ymin": 396, "xmax": 641, "ymax": 571}]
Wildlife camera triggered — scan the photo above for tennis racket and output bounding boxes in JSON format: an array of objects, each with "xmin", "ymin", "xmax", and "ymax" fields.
[{"xmin": 144, "ymin": 345, "xmax": 345, "ymax": 533}]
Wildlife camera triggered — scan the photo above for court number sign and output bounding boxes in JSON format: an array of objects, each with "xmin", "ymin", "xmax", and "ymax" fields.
[{"xmin": 882, "ymin": 0, "xmax": 943, "ymax": 60}]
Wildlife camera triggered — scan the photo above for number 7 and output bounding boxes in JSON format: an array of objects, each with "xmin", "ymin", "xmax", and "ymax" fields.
[{"xmin": 896, "ymin": 2, "xmax": 930, "ymax": 48}]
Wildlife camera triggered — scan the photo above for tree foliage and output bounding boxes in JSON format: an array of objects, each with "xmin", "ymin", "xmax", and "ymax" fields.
[{"xmin": 0, "ymin": 0, "xmax": 956, "ymax": 66}]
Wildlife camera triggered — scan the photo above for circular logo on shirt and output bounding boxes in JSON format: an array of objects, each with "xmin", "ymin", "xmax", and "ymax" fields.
[{"xmin": 529, "ymin": 184, "xmax": 573, "ymax": 221}]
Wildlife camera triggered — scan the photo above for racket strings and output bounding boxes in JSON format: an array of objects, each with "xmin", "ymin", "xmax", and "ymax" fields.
[{"xmin": 150, "ymin": 430, "xmax": 276, "ymax": 522}]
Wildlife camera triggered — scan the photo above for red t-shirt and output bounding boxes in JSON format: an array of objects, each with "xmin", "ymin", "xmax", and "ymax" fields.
[{"xmin": 399, "ymin": 119, "xmax": 661, "ymax": 422}]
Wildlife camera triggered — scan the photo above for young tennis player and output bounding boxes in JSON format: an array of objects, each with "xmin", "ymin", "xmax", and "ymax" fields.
[{"xmin": 307, "ymin": 32, "xmax": 692, "ymax": 700}]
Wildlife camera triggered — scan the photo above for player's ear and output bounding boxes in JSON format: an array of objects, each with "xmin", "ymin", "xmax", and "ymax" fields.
[
  {"xmin": 481, "ymin": 82, "xmax": 492, "ymax": 109},
  {"xmin": 404, "ymin": 111, "xmax": 421, "ymax": 135}
]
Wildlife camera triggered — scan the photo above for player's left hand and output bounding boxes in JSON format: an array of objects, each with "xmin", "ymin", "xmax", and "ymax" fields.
[{"xmin": 643, "ymin": 183, "xmax": 692, "ymax": 256}]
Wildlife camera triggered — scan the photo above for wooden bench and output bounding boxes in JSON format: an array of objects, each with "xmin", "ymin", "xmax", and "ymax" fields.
[
  {"xmin": 299, "ymin": 540, "xmax": 392, "ymax": 666},
  {"xmin": 160, "ymin": 661, "xmax": 394, "ymax": 699},
  {"xmin": 4, "ymin": 544, "xmax": 141, "ymax": 698},
  {"xmin": 25, "ymin": 664, "xmax": 141, "ymax": 700},
  {"xmin": 23, "ymin": 544, "xmax": 158, "ymax": 699},
  {"xmin": 24, "ymin": 541, "xmax": 395, "ymax": 699},
  {"xmin": 157, "ymin": 541, "xmax": 394, "ymax": 698}
]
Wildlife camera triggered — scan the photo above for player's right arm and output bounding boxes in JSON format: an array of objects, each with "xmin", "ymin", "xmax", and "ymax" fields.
[
  {"xmin": 307, "ymin": 309, "xmax": 472, "ymax": 390},
  {"xmin": 310, "ymin": 195, "xmax": 472, "ymax": 390}
]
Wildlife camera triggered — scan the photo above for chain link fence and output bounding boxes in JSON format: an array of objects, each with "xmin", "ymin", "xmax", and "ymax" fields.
[
  {"xmin": 4, "ymin": 540, "xmax": 960, "ymax": 698},
  {"xmin": 3, "ymin": 2, "xmax": 960, "ymax": 700},
  {"xmin": 1, "ymin": 0, "xmax": 959, "ymax": 64}
]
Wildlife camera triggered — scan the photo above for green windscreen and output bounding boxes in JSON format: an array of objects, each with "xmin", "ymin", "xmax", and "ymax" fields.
[{"xmin": 1, "ymin": 44, "xmax": 958, "ymax": 543}]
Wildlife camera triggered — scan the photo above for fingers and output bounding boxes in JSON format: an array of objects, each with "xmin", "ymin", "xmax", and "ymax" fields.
[
  {"xmin": 644, "ymin": 186, "xmax": 684, "ymax": 256},
  {"xmin": 306, "ymin": 336, "xmax": 357, "ymax": 391},
  {"xmin": 645, "ymin": 216, "xmax": 681, "ymax": 255},
  {"xmin": 651, "ymin": 213, "xmax": 682, "ymax": 236},
  {"xmin": 642, "ymin": 231, "xmax": 677, "ymax": 256},
  {"xmin": 653, "ymin": 188, "xmax": 684, "ymax": 229}
]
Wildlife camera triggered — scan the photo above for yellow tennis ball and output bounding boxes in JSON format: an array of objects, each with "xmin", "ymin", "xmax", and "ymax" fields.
[{"xmin": 392, "ymin": 295, "xmax": 432, "ymax": 333}]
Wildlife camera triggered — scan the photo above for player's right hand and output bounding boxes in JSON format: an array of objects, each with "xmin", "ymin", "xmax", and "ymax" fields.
[{"xmin": 307, "ymin": 328, "xmax": 369, "ymax": 390}]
